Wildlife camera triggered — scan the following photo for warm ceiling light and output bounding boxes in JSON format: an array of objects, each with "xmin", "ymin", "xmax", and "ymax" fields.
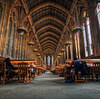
[
  {"xmin": 17, "ymin": 26, "xmax": 27, "ymax": 35},
  {"xmin": 57, "ymin": 56, "xmax": 60, "ymax": 59},
  {"xmin": 65, "ymin": 41, "xmax": 71, "ymax": 46},
  {"xmin": 37, "ymin": 53, "xmax": 40, "ymax": 56},
  {"xmin": 33, "ymin": 48, "xmax": 38, "ymax": 52},
  {"xmin": 39, "ymin": 56, "xmax": 41, "ymax": 58},
  {"xmin": 61, "ymin": 48, "xmax": 64, "ymax": 52},
  {"xmin": 72, "ymin": 26, "xmax": 82, "ymax": 34},
  {"xmin": 58, "ymin": 53, "xmax": 62, "ymax": 56},
  {"xmin": 28, "ymin": 41, "xmax": 35, "ymax": 46}
]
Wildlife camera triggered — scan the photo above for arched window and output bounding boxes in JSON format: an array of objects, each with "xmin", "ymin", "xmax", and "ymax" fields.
[
  {"xmin": 5, "ymin": 17, "xmax": 12, "ymax": 56},
  {"xmin": 48, "ymin": 56, "xmax": 50, "ymax": 65},
  {"xmin": 86, "ymin": 17, "xmax": 93, "ymax": 55},
  {"xmin": 10, "ymin": 23, "xmax": 16, "ymax": 58},
  {"xmin": 83, "ymin": 23, "xmax": 88, "ymax": 57},
  {"xmin": 10, "ymin": 11, "xmax": 17, "ymax": 58},
  {"xmin": 82, "ymin": 11, "xmax": 93, "ymax": 57},
  {"xmin": 52, "ymin": 55, "xmax": 54, "ymax": 65},
  {"xmin": 44, "ymin": 55, "xmax": 46, "ymax": 65},
  {"xmin": 96, "ymin": 3, "xmax": 100, "ymax": 26}
]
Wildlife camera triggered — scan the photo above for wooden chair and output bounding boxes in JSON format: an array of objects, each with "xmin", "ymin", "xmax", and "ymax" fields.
[
  {"xmin": 0, "ymin": 61, "xmax": 6, "ymax": 85},
  {"xmin": 74, "ymin": 72, "xmax": 87, "ymax": 83},
  {"xmin": 93, "ymin": 63, "xmax": 100, "ymax": 81},
  {"xmin": 88, "ymin": 66, "xmax": 95, "ymax": 82},
  {"xmin": 17, "ymin": 63, "xmax": 30, "ymax": 84},
  {"xmin": 0, "ymin": 61, "xmax": 10, "ymax": 85},
  {"xmin": 71, "ymin": 62, "xmax": 88, "ymax": 83}
]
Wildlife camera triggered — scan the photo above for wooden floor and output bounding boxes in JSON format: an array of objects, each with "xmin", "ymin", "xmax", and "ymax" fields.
[{"xmin": 0, "ymin": 72, "xmax": 100, "ymax": 99}]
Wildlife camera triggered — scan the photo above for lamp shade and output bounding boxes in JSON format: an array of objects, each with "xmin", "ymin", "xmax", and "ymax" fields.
[
  {"xmin": 58, "ymin": 53, "xmax": 62, "ymax": 56},
  {"xmin": 37, "ymin": 53, "xmax": 40, "ymax": 56},
  {"xmin": 17, "ymin": 26, "xmax": 27, "ymax": 35},
  {"xmin": 28, "ymin": 41, "xmax": 35, "ymax": 46},
  {"xmin": 57, "ymin": 56, "xmax": 60, "ymax": 59},
  {"xmin": 65, "ymin": 41, "xmax": 71, "ymax": 46},
  {"xmin": 39, "ymin": 56, "xmax": 41, "ymax": 59},
  {"xmin": 33, "ymin": 49, "xmax": 38, "ymax": 52},
  {"xmin": 72, "ymin": 26, "xmax": 82, "ymax": 34},
  {"xmin": 61, "ymin": 48, "xmax": 64, "ymax": 52}
]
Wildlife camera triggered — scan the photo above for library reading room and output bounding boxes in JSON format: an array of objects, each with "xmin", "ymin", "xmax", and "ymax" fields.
[{"xmin": 0, "ymin": 0, "xmax": 100, "ymax": 99}]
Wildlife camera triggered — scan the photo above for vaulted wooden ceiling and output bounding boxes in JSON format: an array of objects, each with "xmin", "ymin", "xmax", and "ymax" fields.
[{"xmin": 24, "ymin": 0, "xmax": 74, "ymax": 54}]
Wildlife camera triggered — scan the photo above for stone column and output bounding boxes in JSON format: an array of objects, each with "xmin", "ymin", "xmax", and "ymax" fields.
[
  {"xmin": 8, "ymin": 18, "xmax": 14, "ymax": 58},
  {"xmin": 0, "ymin": 1, "xmax": 9, "ymax": 57}
]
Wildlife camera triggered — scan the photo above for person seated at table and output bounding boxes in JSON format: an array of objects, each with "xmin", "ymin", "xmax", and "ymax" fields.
[
  {"xmin": 65, "ymin": 58, "xmax": 89, "ymax": 83},
  {"xmin": 4, "ymin": 58, "xmax": 18, "ymax": 78},
  {"xmin": 71, "ymin": 57, "xmax": 89, "ymax": 76}
]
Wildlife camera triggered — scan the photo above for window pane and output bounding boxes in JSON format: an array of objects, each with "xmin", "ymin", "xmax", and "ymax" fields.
[
  {"xmin": 83, "ymin": 23, "xmax": 88, "ymax": 57},
  {"xmin": 96, "ymin": 3, "xmax": 100, "ymax": 26},
  {"xmin": 86, "ymin": 17, "xmax": 93, "ymax": 55},
  {"xmin": 48, "ymin": 56, "xmax": 50, "ymax": 65},
  {"xmin": 44, "ymin": 55, "xmax": 46, "ymax": 65},
  {"xmin": 5, "ymin": 18, "xmax": 12, "ymax": 56},
  {"xmin": 52, "ymin": 55, "xmax": 54, "ymax": 65}
]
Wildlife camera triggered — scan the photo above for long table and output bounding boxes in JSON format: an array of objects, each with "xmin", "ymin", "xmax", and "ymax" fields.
[{"xmin": 66, "ymin": 59, "xmax": 100, "ymax": 81}]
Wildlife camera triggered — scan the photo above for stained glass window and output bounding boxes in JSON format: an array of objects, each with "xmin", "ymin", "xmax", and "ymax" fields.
[
  {"xmin": 83, "ymin": 23, "xmax": 88, "ymax": 57},
  {"xmin": 48, "ymin": 56, "xmax": 50, "ymax": 65},
  {"xmin": 86, "ymin": 17, "xmax": 93, "ymax": 55},
  {"xmin": 5, "ymin": 17, "xmax": 12, "ymax": 56},
  {"xmin": 82, "ymin": 11, "xmax": 93, "ymax": 57},
  {"xmin": 96, "ymin": 3, "xmax": 100, "ymax": 26},
  {"xmin": 44, "ymin": 55, "xmax": 46, "ymax": 65},
  {"xmin": 52, "ymin": 55, "xmax": 54, "ymax": 65}
]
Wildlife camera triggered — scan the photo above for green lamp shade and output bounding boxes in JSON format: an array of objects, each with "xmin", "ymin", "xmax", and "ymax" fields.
[
  {"xmin": 58, "ymin": 53, "xmax": 62, "ymax": 56},
  {"xmin": 28, "ymin": 41, "xmax": 35, "ymax": 46},
  {"xmin": 33, "ymin": 49, "xmax": 38, "ymax": 52},
  {"xmin": 37, "ymin": 53, "xmax": 40, "ymax": 56},
  {"xmin": 17, "ymin": 26, "xmax": 27, "ymax": 35},
  {"xmin": 72, "ymin": 27, "xmax": 82, "ymax": 33},
  {"xmin": 65, "ymin": 41, "xmax": 71, "ymax": 46},
  {"xmin": 61, "ymin": 49, "xmax": 64, "ymax": 52}
]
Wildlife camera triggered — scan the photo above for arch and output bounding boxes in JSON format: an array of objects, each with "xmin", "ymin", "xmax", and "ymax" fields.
[
  {"xmin": 42, "ymin": 44, "xmax": 56, "ymax": 49},
  {"xmin": 39, "ymin": 32, "xmax": 60, "ymax": 39},
  {"xmin": 28, "ymin": 16, "xmax": 65, "ymax": 31},
  {"xmin": 42, "ymin": 46, "xmax": 56, "ymax": 51},
  {"xmin": 43, "ymin": 47, "xmax": 56, "ymax": 52},
  {"xmin": 39, "ymin": 34, "xmax": 59, "ymax": 41},
  {"xmin": 9, "ymin": 0, "xmax": 19, "ymax": 11},
  {"xmin": 41, "ymin": 42, "xmax": 57, "ymax": 48},
  {"xmin": 43, "ymin": 49, "xmax": 55, "ymax": 53},
  {"xmin": 37, "ymin": 25, "xmax": 62, "ymax": 34},
  {"xmin": 22, "ymin": 2, "xmax": 72, "ymax": 22},
  {"xmin": 40, "ymin": 37, "xmax": 58, "ymax": 44},
  {"xmin": 37, "ymin": 27, "xmax": 61, "ymax": 37},
  {"xmin": 34, "ymin": 16, "xmax": 65, "ymax": 27},
  {"xmin": 40, "ymin": 40, "xmax": 58, "ymax": 46}
]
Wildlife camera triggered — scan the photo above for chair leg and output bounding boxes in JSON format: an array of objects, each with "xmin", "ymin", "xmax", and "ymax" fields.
[
  {"xmin": 85, "ymin": 76, "xmax": 87, "ymax": 84},
  {"xmin": 93, "ymin": 73, "xmax": 95, "ymax": 82},
  {"xmin": 75, "ymin": 75, "xmax": 77, "ymax": 83}
]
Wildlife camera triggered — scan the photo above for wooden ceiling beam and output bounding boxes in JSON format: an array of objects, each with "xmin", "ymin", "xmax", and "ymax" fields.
[
  {"xmin": 22, "ymin": 2, "xmax": 73, "ymax": 22},
  {"xmin": 39, "ymin": 36, "xmax": 58, "ymax": 44},
  {"xmin": 21, "ymin": 0, "xmax": 43, "ymax": 54},
  {"xmin": 37, "ymin": 25, "xmax": 62, "ymax": 35},
  {"xmin": 38, "ymin": 32, "xmax": 60, "ymax": 39},
  {"xmin": 55, "ymin": 0, "xmax": 78, "ymax": 54}
]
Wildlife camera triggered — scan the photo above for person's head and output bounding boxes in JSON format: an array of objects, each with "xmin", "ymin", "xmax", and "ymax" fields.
[
  {"xmin": 74, "ymin": 57, "xmax": 78, "ymax": 60},
  {"xmin": 6, "ymin": 58, "xmax": 10, "ymax": 61}
]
